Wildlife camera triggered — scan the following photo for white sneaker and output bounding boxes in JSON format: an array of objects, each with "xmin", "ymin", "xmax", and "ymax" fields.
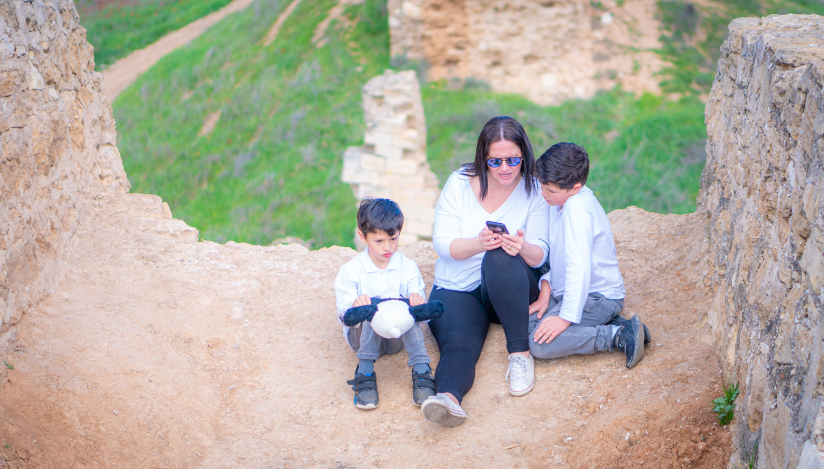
[
  {"xmin": 421, "ymin": 393, "xmax": 467, "ymax": 426},
  {"xmin": 506, "ymin": 354, "xmax": 535, "ymax": 396}
]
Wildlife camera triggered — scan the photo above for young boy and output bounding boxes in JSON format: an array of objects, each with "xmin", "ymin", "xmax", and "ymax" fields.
[
  {"xmin": 335, "ymin": 197, "xmax": 436, "ymax": 409},
  {"xmin": 528, "ymin": 142, "xmax": 649, "ymax": 368}
]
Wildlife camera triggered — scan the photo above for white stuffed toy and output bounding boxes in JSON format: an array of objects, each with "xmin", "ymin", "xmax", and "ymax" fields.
[{"xmin": 343, "ymin": 298, "xmax": 445, "ymax": 339}]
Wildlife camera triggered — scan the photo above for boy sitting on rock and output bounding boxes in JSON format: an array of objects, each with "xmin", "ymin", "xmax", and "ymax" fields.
[
  {"xmin": 528, "ymin": 142, "xmax": 648, "ymax": 368},
  {"xmin": 335, "ymin": 197, "xmax": 436, "ymax": 409}
]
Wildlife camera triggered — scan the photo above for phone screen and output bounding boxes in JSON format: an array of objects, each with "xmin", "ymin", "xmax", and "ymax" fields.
[{"xmin": 486, "ymin": 221, "xmax": 509, "ymax": 235}]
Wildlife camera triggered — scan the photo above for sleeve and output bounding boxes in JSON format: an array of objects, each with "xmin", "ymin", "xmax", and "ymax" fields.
[
  {"xmin": 335, "ymin": 264, "xmax": 360, "ymax": 325},
  {"xmin": 558, "ymin": 204, "xmax": 593, "ymax": 324},
  {"xmin": 405, "ymin": 260, "xmax": 427, "ymax": 300},
  {"xmin": 524, "ymin": 190, "xmax": 550, "ymax": 268},
  {"xmin": 432, "ymin": 173, "xmax": 463, "ymax": 262}
]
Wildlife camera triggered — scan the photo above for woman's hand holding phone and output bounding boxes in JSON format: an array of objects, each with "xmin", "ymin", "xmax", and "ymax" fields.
[
  {"xmin": 478, "ymin": 227, "xmax": 503, "ymax": 251},
  {"xmin": 501, "ymin": 229, "xmax": 525, "ymax": 257}
]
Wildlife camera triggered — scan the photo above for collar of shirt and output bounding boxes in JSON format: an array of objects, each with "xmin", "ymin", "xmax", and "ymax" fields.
[{"xmin": 356, "ymin": 249, "xmax": 403, "ymax": 273}]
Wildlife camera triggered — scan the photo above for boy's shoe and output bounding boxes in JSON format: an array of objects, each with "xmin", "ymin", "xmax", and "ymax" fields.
[
  {"xmin": 614, "ymin": 315, "xmax": 645, "ymax": 368},
  {"xmin": 608, "ymin": 315, "xmax": 651, "ymax": 344},
  {"xmin": 421, "ymin": 393, "xmax": 467, "ymax": 426},
  {"xmin": 411, "ymin": 368, "xmax": 436, "ymax": 406},
  {"xmin": 347, "ymin": 368, "xmax": 379, "ymax": 409},
  {"xmin": 506, "ymin": 354, "xmax": 535, "ymax": 396}
]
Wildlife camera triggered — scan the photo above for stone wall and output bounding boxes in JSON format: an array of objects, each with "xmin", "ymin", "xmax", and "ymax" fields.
[
  {"xmin": 341, "ymin": 70, "xmax": 440, "ymax": 246},
  {"xmin": 387, "ymin": 0, "xmax": 663, "ymax": 105},
  {"xmin": 699, "ymin": 15, "xmax": 824, "ymax": 468},
  {"xmin": 0, "ymin": 0, "xmax": 130, "ymax": 351}
]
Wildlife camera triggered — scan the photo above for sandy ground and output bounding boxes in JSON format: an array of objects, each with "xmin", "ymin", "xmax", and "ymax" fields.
[{"xmin": 0, "ymin": 194, "xmax": 732, "ymax": 468}]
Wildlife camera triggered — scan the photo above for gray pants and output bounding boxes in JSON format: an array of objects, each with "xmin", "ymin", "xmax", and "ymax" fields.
[
  {"xmin": 346, "ymin": 321, "xmax": 431, "ymax": 367},
  {"xmin": 528, "ymin": 293, "xmax": 624, "ymax": 359}
]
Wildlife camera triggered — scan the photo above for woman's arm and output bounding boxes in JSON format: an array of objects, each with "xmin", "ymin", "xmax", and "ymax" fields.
[{"xmin": 448, "ymin": 227, "xmax": 501, "ymax": 261}]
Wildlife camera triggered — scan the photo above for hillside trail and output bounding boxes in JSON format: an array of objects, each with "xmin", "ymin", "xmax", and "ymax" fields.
[
  {"xmin": 100, "ymin": 0, "xmax": 257, "ymax": 102},
  {"xmin": 0, "ymin": 193, "xmax": 732, "ymax": 468}
]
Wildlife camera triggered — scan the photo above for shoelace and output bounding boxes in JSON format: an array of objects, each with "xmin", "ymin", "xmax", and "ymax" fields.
[{"xmin": 506, "ymin": 356, "xmax": 528, "ymax": 382}]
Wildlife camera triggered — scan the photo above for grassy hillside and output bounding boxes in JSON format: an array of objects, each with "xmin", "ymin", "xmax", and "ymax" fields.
[
  {"xmin": 112, "ymin": 0, "xmax": 824, "ymax": 248},
  {"xmin": 76, "ymin": 0, "xmax": 235, "ymax": 69},
  {"xmin": 115, "ymin": 0, "xmax": 390, "ymax": 246}
]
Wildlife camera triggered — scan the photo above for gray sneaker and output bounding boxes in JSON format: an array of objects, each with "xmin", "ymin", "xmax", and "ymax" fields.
[
  {"xmin": 411, "ymin": 368, "xmax": 436, "ymax": 406},
  {"xmin": 347, "ymin": 367, "xmax": 378, "ymax": 409},
  {"xmin": 608, "ymin": 315, "xmax": 651, "ymax": 344},
  {"xmin": 421, "ymin": 393, "xmax": 467, "ymax": 426},
  {"xmin": 614, "ymin": 315, "xmax": 645, "ymax": 368}
]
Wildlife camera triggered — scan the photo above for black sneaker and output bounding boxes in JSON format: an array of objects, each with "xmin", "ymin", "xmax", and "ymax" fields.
[
  {"xmin": 411, "ymin": 367, "xmax": 436, "ymax": 406},
  {"xmin": 614, "ymin": 315, "xmax": 645, "ymax": 368},
  {"xmin": 347, "ymin": 367, "xmax": 378, "ymax": 409},
  {"xmin": 608, "ymin": 315, "xmax": 651, "ymax": 345}
]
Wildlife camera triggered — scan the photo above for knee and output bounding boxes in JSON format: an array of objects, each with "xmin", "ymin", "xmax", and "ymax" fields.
[{"xmin": 482, "ymin": 248, "xmax": 518, "ymax": 272}]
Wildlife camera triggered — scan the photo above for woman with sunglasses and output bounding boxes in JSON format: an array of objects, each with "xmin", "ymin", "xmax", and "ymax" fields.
[{"xmin": 420, "ymin": 116, "xmax": 549, "ymax": 426}]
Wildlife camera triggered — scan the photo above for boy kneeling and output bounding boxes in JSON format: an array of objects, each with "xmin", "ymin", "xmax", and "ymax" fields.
[
  {"xmin": 529, "ymin": 142, "xmax": 649, "ymax": 368},
  {"xmin": 335, "ymin": 197, "xmax": 436, "ymax": 409}
]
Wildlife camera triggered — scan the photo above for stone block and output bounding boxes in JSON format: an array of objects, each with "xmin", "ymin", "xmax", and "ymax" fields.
[
  {"xmin": 403, "ymin": 219, "xmax": 433, "ymax": 238},
  {"xmin": 375, "ymin": 144, "xmax": 404, "ymax": 160},
  {"xmin": 360, "ymin": 153, "xmax": 386, "ymax": 172},
  {"xmin": 385, "ymin": 159, "xmax": 419, "ymax": 176},
  {"xmin": 399, "ymin": 231, "xmax": 419, "ymax": 246},
  {"xmin": 364, "ymin": 130, "xmax": 393, "ymax": 147}
]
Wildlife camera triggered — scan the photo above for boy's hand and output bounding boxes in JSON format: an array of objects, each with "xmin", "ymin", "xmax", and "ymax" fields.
[
  {"xmin": 501, "ymin": 229, "xmax": 525, "ymax": 256},
  {"xmin": 529, "ymin": 297, "xmax": 549, "ymax": 316},
  {"xmin": 408, "ymin": 293, "xmax": 425, "ymax": 306},
  {"xmin": 478, "ymin": 227, "xmax": 503, "ymax": 251},
  {"xmin": 533, "ymin": 316, "xmax": 571, "ymax": 345},
  {"xmin": 352, "ymin": 294, "xmax": 372, "ymax": 307}
]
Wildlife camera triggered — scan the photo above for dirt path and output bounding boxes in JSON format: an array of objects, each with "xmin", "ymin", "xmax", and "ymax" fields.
[
  {"xmin": 99, "ymin": 0, "xmax": 256, "ymax": 102},
  {"xmin": 0, "ymin": 195, "xmax": 732, "ymax": 467}
]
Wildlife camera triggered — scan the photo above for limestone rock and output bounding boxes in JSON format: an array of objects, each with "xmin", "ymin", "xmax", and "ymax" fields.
[
  {"xmin": 699, "ymin": 14, "xmax": 824, "ymax": 468},
  {"xmin": 341, "ymin": 70, "xmax": 440, "ymax": 247},
  {"xmin": 0, "ymin": 0, "xmax": 130, "ymax": 352}
]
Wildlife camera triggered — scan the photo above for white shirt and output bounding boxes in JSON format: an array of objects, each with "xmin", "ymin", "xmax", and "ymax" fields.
[
  {"xmin": 433, "ymin": 170, "xmax": 550, "ymax": 291},
  {"xmin": 334, "ymin": 250, "xmax": 426, "ymax": 333},
  {"xmin": 540, "ymin": 186, "xmax": 625, "ymax": 323}
]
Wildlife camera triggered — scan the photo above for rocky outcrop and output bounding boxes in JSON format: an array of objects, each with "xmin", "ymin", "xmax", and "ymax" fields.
[
  {"xmin": 341, "ymin": 70, "xmax": 440, "ymax": 246},
  {"xmin": 699, "ymin": 15, "xmax": 824, "ymax": 468},
  {"xmin": 387, "ymin": 0, "xmax": 663, "ymax": 105},
  {"xmin": 0, "ymin": 0, "xmax": 130, "ymax": 352}
]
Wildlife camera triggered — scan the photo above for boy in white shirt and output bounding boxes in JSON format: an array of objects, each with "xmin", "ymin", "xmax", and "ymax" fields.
[
  {"xmin": 335, "ymin": 197, "xmax": 435, "ymax": 409},
  {"xmin": 528, "ymin": 142, "xmax": 649, "ymax": 368}
]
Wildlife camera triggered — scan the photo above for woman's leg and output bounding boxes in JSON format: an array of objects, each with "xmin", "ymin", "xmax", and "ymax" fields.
[
  {"xmin": 427, "ymin": 287, "xmax": 489, "ymax": 404},
  {"xmin": 480, "ymin": 248, "xmax": 541, "ymax": 353}
]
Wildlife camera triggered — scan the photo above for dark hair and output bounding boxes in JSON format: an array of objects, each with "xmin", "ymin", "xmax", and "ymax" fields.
[
  {"xmin": 536, "ymin": 142, "xmax": 589, "ymax": 189},
  {"xmin": 357, "ymin": 197, "xmax": 404, "ymax": 236},
  {"xmin": 460, "ymin": 116, "xmax": 537, "ymax": 200}
]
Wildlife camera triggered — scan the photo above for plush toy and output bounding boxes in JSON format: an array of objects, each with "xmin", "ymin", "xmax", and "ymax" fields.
[{"xmin": 343, "ymin": 298, "xmax": 445, "ymax": 339}]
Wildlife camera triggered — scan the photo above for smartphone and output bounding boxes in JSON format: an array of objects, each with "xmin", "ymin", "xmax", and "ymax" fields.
[{"xmin": 486, "ymin": 221, "xmax": 509, "ymax": 235}]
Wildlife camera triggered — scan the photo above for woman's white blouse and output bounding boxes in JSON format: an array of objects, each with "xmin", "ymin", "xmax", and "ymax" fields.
[{"xmin": 432, "ymin": 170, "xmax": 550, "ymax": 291}]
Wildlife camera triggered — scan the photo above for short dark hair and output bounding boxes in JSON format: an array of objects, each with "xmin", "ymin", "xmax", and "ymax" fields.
[
  {"xmin": 460, "ymin": 116, "xmax": 537, "ymax": 200},
  {"xmin": 536, "ymin": 142, "xmax": 589, "ymax": 189},
  {"xmin": 357, "ymin": 197, "xmax": 404, "ymax": 236}
]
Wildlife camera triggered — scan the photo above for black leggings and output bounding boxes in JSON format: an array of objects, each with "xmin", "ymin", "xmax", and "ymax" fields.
[{"xmin": 428, "ymin": 248, "xmax": 541, "ymax": 403}]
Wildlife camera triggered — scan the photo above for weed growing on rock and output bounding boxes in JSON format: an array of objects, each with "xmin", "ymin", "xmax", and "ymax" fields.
[{"xmin": 712, "ymin": 382, "xmax": 739, "ymax": 426}]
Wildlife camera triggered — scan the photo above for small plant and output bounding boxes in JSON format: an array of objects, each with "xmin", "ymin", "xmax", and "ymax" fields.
[
  {"xmin": 744, "ymin": 440, "xmax": 758, "ymax": 469},
  {"xmin": 712, "ymin": 382, "xmax": 739, "ymax": 426},
  {"xmin": 4, "ymin": 444, "xmax": 10, "ymax": 448},
  {"xmin": 3, "ymin": 360, "xmax": 12, "ymax": 370}
]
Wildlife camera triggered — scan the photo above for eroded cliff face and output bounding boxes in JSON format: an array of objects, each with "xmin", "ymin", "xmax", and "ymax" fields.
[
  {"xmin": 0, "ymin": 0, "xmax": 130, "ymax": 352},
  {"xmin": 699, "ymin": 15, "xmax": 824, "ymax": 468}
]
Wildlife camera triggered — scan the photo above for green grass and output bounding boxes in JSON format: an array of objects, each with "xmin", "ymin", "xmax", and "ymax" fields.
[
  {"xmin": 656, "ymin": 0, "xmax": 824, "ymax": 94},
  {"xmin": 115, "ymin": 0, "xmax": 390, "ymax": 247},
  {"xmin": 712, "ymin": 381, "xmax": 740, "ymax": 426},
  {"xmin": 424, "ymin": 84, "xmax": 707, "ymax": 214},
  {"xmin": 76, "ymin": 0, "xmax": 235, "ymax": 69}
]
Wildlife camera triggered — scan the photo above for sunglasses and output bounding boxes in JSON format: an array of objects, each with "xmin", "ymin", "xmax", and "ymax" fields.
[{"xmin": 486, "ymin": 157, "xmax": 522, "ymax": 168}]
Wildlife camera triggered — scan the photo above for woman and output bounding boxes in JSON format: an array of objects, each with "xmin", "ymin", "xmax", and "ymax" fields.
[{"xmin": 420, "ymin": 116, "xmax": 549, "ymax": 426}]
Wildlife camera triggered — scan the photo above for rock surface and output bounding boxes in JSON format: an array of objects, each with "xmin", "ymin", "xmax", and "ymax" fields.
[
  {"xmin": 699, "ymin": 14, "xmax": 824, "ymax": 468},
  {"xmin": 0, "ymin": 0, "xmax": 129, "ymax": 354},
  {"xmin": 387, "ymin": 0, "xmax": 664, "ymax": 105}
]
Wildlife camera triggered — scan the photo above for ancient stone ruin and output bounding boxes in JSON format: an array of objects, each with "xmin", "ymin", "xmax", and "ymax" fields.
[
  {"xmin": 1, "ymin": 0, "xmax": 823, "ymax": 466},
  {"xmin": 387, "ymin": 0, "xmax": 664, "ymax": 105},
  {"xmin": 699, "ymin": 15, "xmax": 824, "ymax": 468},
  {"xmin": 0, "ymin": 0, "xmax": 130, "ymax": 350},
  {"xmin": 341, "ymin": 70, "xmax": 441, "ymax": 246}
]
